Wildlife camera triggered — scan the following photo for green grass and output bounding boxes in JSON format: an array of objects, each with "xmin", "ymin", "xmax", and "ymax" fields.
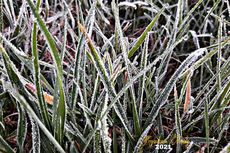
[{"xmin": 0, "ymin": 0, "xmax": 229, "ymax": 152}]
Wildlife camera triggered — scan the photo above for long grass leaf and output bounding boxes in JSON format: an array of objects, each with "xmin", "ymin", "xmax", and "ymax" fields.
[
  {"xmin": 178, "ymin": 0, "xmax": 204, "ymax": 32},
  {"xmin": 138, "ymin": 33, "xmax": 149, "ymax": 125},
  {"xmin": 100, "ymin": 94, "xmax": 112, "ymax": 153},
  {"xmin": 0, "ymin": 44, "xmax": 41, "ymax": 118},
  {"xmin": 174, "ymin": 86, "xmax": 182, "ymax": 152},
  {"xmin": 133, "ymin": 123, "xmax": 153, "ymax": 153},
  {"xmin": 31, "ymin": 0, "xmax": 51, "ymax": 131},
  {"xmin": 25, "ymin": 0, "xmax": 66, "ymax": 143},
  {"xmin": 204, "ymin": 97, "xmax": 210, "ymax": 153},
  {"xmin": 16, "ymin": 93, "xmax": 65, "ymax": 153}
]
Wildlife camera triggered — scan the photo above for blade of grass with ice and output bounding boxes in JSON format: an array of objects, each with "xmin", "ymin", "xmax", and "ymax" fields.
[
  {"xmin": 26, "ymin": 0, "xmax": 66, "ymax": 143},
  {"xmin": 30, "ymin": 116, "xmax": 40, "ymax": 153},
  {"xmin": 31, "ymin": 0, "xmax": 52, "ymax": 131},
  {"xmin": 204, "ymin": 96, "xmax": 210, "ymax": 153}
]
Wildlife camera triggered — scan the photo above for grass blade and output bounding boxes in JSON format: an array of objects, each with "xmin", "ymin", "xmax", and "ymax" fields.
[
  {"xmin": 174, "ymin": 85, "xmax": 182, "ymax": 152},
  {"xmin": 0, "ymin": 44, "xmax": 41, "ymax": 117},
  {"xmin": 128, "ymin": 7, "xmax": 165, "ymax": 58},
  {"xmin": 30, "ymin": 116, "xmax": 40, "ymax": 153},
  {"xmin": 31, "ymin": 0, "xmax": 51, "ymax": 131},
  {"xmin": 16, "ymin": 103, "xmax": 27, "ymax": 153},
  {"xmin": 25, "ymin": 0, "xmax": 66, "ymax": 143},
  {"xmin": 183, "ymin": 78, "xmax": 191, "ymax": 113},
  {"xmin": 0, "ymin": 136, "xmax": 15, "ymax": 153},
  {"xmin": 204, "ymin": 97, "xmax": 210, "ymax": 153},
  {"xmin": 133, "ymin": 123, "xmax": 153, "ymax": 153}
]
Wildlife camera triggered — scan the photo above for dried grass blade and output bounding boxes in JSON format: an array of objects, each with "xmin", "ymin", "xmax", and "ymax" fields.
[{"xmin": 183, "ymin": 78, "xmax": 191, "ymax": 113}]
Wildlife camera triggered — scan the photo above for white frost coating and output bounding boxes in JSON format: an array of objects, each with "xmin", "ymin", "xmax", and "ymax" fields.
[
  {"xmin": 179, "ymin": 48, "xmax": 206, "ymax": 79},
  {"xmin": 118, "ymin": 2, "xmax": 137, "ymax": 9},
  {"xmin": 144, "ymin": 47, "xmax": 206, "ymax": 127},
  {"xmin": 220, "ymin": 142, "xmax": 230, "ymax": 153},
  {"xmin": 31, "ymin": 117, "xmax": 40, "ymax": 153},
  {"xmin": 133, "ymin": 1, "xmax": 149, "ymax": 6},
  {"xmin": 100, "ymin": 94, "xmax": 112, "ymax": 153},
  {"xmin": 190, "ymin": 48, "xmax": 206, "ymax": 58},
  {"xmin": 187, "ymin": 48, "xmax": 206, "ymax": 67}
]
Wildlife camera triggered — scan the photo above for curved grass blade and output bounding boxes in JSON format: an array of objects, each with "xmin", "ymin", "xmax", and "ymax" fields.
[
  {"xmin": 0, "ymin": 44, "xmax": 65, "ymax": 152},
  {"xmin": 181, "ymin": 36, "xmax": 230, "ymax": 77},
  {"xmin": 0, "ymin": 45, "xmax": 65, "ymax": 153},
  {"xmin": 0, "ymin": 33, "xmax": 54, "ymax": 95},
  {"xmin": 100, "ymin": 56, "xmax": 162, "ymax": 126},
  {"xmin": 31, "ymin": 0, "xmax": 51, "ymax": 131},
  {"xmin": 26, "ymin": 0, "xmax": 66, "ymax": 143}
]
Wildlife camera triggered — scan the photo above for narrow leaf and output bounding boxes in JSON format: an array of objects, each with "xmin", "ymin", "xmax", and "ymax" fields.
[
  {"xmin": 183, "ymin": 78, "xmax": 191, "ymax": 113},
  {"xmin": 128, "ymin": 7, "xmax": 165, "ymax": 58},
  {"xmin": 26, "ymin": 0, "xmax": 66, "ymax": 143},
  {"xmin": 16, "ymin": 103, "xmax": 27, "ymax": 153}
]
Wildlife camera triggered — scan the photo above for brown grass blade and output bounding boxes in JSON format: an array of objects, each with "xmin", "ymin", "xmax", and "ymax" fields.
[
  {"xmin": 25, "ymin": 83, "xmax": 53, "ymax": 105},
  {"xmin": 184, "ymin": 78, "xmax": 191, "ymax": 112}
]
